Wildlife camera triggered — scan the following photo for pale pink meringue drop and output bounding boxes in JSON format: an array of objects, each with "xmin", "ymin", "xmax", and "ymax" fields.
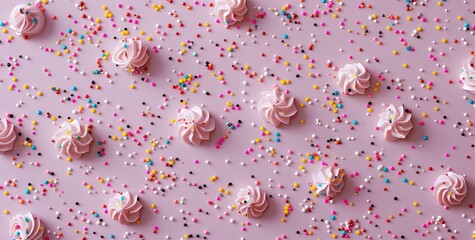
[
  {"xmin": 313, "ymin": 164, "xmax": 345, "ymax": 198},
  {"xmin": 52, "ymin": 119, "xmax": 93, "ymax": 159},
  {"xmin": 176, "ymin": 106, "xmax": 216, "ymax": 145},
  {"xmin": 215, "ymin": 0, "xmax": 248, "ymax": 25},
  {"xmin": 257, "ymin": 87, "xmax": 297, "ymax": 128},
  {"xmin": 0, "ymin": 118, "xmax": 17, "ymax": 153},
  {"xmin": 9, "ymin": 212, "xmax": 44, "ymax": 240},
  {"xmin": 9, "ymin": 3, "xmax": 45, "ymax": 38},
  {"xmin": 108, "ymin": 191, "xmax": 143, "ymax": 225},
  {"xmin": 433, "ymin": 172, "xmax": 467, "ymax": 207},
  {"xmin": 235, "ymin": 186, "xmax": 269, "ymax": 218},
  {"xmin": 337, "ymin": 62, "xmax": 370, "ymax": 95},
  {"xmin": 460, "ymin": 56, "xmax": 475, "ymax": 94},
  {"xmin": 112, "ymin": 38, "xmax": 149, "ymax": 72},
  {"xmin": 377, "ymin": 104, "xmax": 413, "ymax": 141}
]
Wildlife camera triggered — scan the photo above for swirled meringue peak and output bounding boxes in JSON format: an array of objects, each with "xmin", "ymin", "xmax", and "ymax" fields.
[
  {"xmin": 215, "ymin": 0, "xmax": 248, "ymax": 25},
  {"xmin": 9, "ymin": 3, "xmax": 45, "ymax": 38},
  {"xmin": 433, "ymin": 172, "xmax": 467, "ymax": 207},
  {"xmin": 9, "ymin": 212, "xmax": 44, "ymax": 240},
  {"xmin": 337, "ymin": 62, "xmax": 371, "ymax": 95},
  {"xmin": 257, "ymin": 87, "xmax": 297, "ymax": 128},
  {"xmin": 0, "ymin": 118, "xmax": 17, "ymax": 153},
  {"xmin": 176, "ymin": 106, "xmax": 216, "ymax": 145},
  {"xmin": 112, "ymin": 38, "xmax": 149, "ymax": 73},
  {"xmin": 460, "ymin": 56, "xmax": 475, "ymax": 94},
  {"xmin": 52, "ymin": 119, "xmax": 93, "ymax": 159},
  {"xmin": 312, "ymin": 164, "xmax": 345, "ymax": 198},
  {"xmin": 376, "ymin": 104, "xmax": 413, "ymax": 141},
  {"xmin": 108, "ymin": 191, "xmax": 143, "ymax": 225},
  {"xmin": 235, "ymin": 186, "xmax": 269, "ymax": 218}
]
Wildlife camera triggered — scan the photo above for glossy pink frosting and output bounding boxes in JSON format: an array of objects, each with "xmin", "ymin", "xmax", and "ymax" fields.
[
  {"xmin": 176, "ymin": 106, "xmax": 216, "ymax": 145},
  {"xmin": 313, "ymin": 164, "xmax": 345, "ymax": 198},
  {"xmin": 112, "ymin": 38, "xmax": 149, "ymax": 71},
  {"xmin": 433, "ymin": 172, "xmax": 467, "ymax": 207},
  {"xmin": 376, "ymin": 104, "xmax": 413, "ymax": 141},
  {"xmin": 9, "ymin": 212, "xmax": 44, "ymax": 240},
  {"xmin": 235, "ymin": 186, "xmax": 269, "ymax": 218},
  {"xmin": 0, "ymin": 118, "xmax": 17, "ymax": 153},
  {"xmin": 337, "ymin": 62, "xmax": 370, "ymax": 95},
  {"xmin": 215, "ymin": 0, "xmax": 248, "ymax": 25},
  {"xmin": 460, "ymin": 56, "xmax": 475, "ymax": 94},
  {"xmin": 9, "ymin": 3, "xmax": 45, "ymax": 37},
  {"xmin": 108, "ymin": 191, "xmax": 143, "ymax": 225},
  {"xmin": 257, "ymin": 87, "xmax": 297, "ymax": 128},
  {"xmin": 52, "ymin": 119, "xmax": 93, "ymax": 159}
]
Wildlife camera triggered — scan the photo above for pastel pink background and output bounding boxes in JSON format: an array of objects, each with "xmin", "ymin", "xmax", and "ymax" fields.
[{"xmin": 0, "ymin": 0, "xmax": 474, "ymax": 239}]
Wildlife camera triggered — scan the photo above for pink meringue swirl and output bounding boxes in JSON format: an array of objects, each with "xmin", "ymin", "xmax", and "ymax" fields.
[
  {"xmin": 215, "ymin": 0, "xmax": 248, "ymax": 25},
  {"xmin": 0, "ymin": 118, "xmax": 17, "ymax": 153},
  {"xmin": 460, "ymin": 56, "xmax": 475, "ymax": 94},
  {"xmin": 433, "ymin": 172, "xmax": 467, "ymax": 207},
  {"xmin": 112, "ymin": 38, "xmax": 149, "ymax": 72},
  {"xmin": 235, "ymin": 186, "xmax": 269, "ymax": 218},
  {"xmin": 337, "ymin": 63, "xmax": 370, "ymax": 95},
  {"xmin": 313, "ymin": 164, "xmax": 345, "ymax": 198},
  {"xmin": 52, "ymin": 119, "xmax": 93, "ymax": 159},
  {"xmin": 176, "ymin": 106, "xmax": 216, "ymax": 145},
  {"xmin": 9, "ymin": 212, "xmax": 44, "ymax": 240},
  {"xmin": 257, "ymin": 87, "xmax": 297, "ymax": 128},
  {"xmin": 108, "ymin": 191, "xmax": 143, "ymax": 225},
  {"xmin": 376, "ymin": 104, "xmax": 413, "ymax": 141},
  {"xmin": 9, "ymin": 3, "xmax": 45, "ymax": 37}
]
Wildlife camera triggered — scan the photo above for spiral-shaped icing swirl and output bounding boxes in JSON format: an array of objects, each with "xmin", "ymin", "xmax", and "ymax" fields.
[
  {"xmin": 9, "ymin": 212, "xmax": 44, "ymax": 240},
  {"xmin": 460, "ymin": 56, "xmax": 475, "ymax": 94},
  {"xmin": 52, "ymin": 119, "xmax": 93, "ymax": 159},
  {"xmin": 235, "ymin": 186, "xmax": 269, "ymax": 218},
  {"xmin": 108, "ymin": 191, "xmax": 143, "ymax": 225},
  {"xmin": 312, "ymin": 164, "xmax": 345, "ymax": 198},
  {"xmin": 337, "ymin": 63, "xmax": 371, "ymax": 95},
  {"xmin": 215, "ymin": 0, "xmax": 248, "ymax": 25},
  {"xmin": 257, "ymin": 87, "xmax": 297, "ymax": 128},
  {"xmin": 176, "ymin": 106, "xmax": 216, "ymax": 145},
  {"xmin": 0, "ymin": 118, "xmax": 17, "ymax": 153},
  {"xmin": 376, "ymin": 104, "xmax": 413, "ymax": 141},
  {"xmin": 9, "ymin": 3, "xmax": 45, "ymax": 38},
  {"xmin": 112, "ymin": 38, "xmax": 149, "ymax": 72},
  {"xmin": 433, "ymin": 172, "xmax": 467, "ymax": 207}
]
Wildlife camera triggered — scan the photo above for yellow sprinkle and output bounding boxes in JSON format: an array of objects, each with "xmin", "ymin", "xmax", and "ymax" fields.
[
  {"xmin": 4, "ymin": 210, "xmax": 9, "ymax": 214},
  {"xmin": 413, "ymin": 201, "xmax": 419, "ymax": 207},
  {"xmin": 392, "ymin": 50, "xmax": 398, "ymax": 55}
]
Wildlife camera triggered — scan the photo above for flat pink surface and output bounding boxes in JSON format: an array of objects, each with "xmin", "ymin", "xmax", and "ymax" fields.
[{"xmin": 0, "ymin": 0, "xmax": 474, "ymax": 239}]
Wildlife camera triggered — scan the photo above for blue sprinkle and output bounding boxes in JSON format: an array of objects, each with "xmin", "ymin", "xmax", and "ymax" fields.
[
  {"xmin": 337, "ymin": 104, "xmax": 343, "ymax": 109},
  {"xmin": 352, "ymin": 120, "xmax": 358, "ymax": 125},
  {"xmin": 282, "ymin": 34, "xmax": 288, "ymax": 39},
  {"xmin": 67, "ymin": 28, "xmax": 72, "ymax": 33},
  {"xmin": 36, "ymin": 110, "xmax": 42, "ymax": 115},
  {"xmin": 71, "ymin": 86, "xmax": 77, "ymax": 91},
  {"xmin": 275, "ymin": 138, "xmax": 280, "ymax": 142},
  {"xmin": 402, "ymin": 178, "xmax": 408, "ymax": 183},
  {"xmin": 384, "ymin": 178, "xmax": 390, "ymax": 183},
  {"xmin": 330, "ymin": 215, "xmax": 336, "ymax": 220},
  {"xmin": 165, "ymin": 140, "xmax": 170, "ymax": 144},
  {"xmin": 25, "ymin": 189, "xmax": 31, "ymax": 194},
  {"xmin": 275, "ymin": 132, "xmax": 280, "ymax": 136},
  {"xmin": 423, "ymin": 135, "xmax": 428, "ymax": 140},
  {"xmin": 383, "ymin": 167, "xmax": 388, "ymax": 172},
  {"xmin": 469, "ymin": 99, "xmax": 474, "ymax": 104},
  {"xmin": 147, "ymin": 160, "xmax": 153, "ymax": 166}
]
